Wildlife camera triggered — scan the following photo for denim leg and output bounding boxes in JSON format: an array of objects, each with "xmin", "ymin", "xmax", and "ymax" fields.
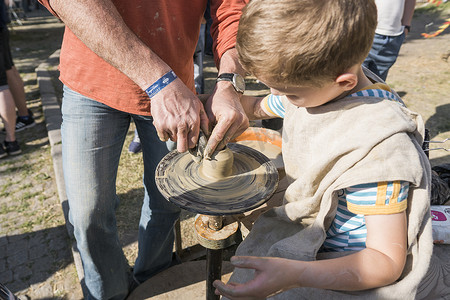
[
  {"xmin": 194, "ymin": 23, "xmax": 206, "ymax": 94},
  {"xmin": 132, "ymin": 116, "xmax": 181, "ymax": 283},
  {"xmin": 363, "ymin": 33, "xmax": 405, "ymax": 81},
  {"xmin": 61, "ymin": 86, "xmax": 130, "ymax": 300}
]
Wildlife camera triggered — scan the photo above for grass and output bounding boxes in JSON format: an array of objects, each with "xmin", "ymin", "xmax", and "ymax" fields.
[
  {"xmin": 415, "ymin": 1, "xmax": 450, "ymax": 14},
  {"xmin": 0, "ymin": 15, "xmax": 66, "ymax": 240},
  {"xmin": 2, "ymin": 0, "xmax": 449, "ymax": 244},
  {"xmin": 0, "ymin": 5, "xmax": 448, "ymax": 298}
]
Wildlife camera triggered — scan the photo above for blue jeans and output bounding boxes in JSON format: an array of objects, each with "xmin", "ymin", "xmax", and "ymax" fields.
[
  {"xmin": 363, "ymin": 32, "xmax": 405, "ymax": 81},
  {"xmin": 61, "ymin": 86, "xmax": 180, "ymax": 300},
  {"xmin": 194, "ymin": 23, "xmax": 206, "ymax": 94}
]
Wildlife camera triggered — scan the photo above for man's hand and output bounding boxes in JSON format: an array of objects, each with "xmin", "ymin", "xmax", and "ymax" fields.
[
  {"xmin": 150, "ymin": 78, "xmax": 209, "ymax": 153},
  {"xmin": 203, "ymin": 82, "xmax": 249, "ymax": 158}
]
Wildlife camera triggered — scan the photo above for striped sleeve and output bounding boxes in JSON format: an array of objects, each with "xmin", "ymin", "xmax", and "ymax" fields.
[
  {"xmin": 261, "ymin": 94, "xmax": 285, "ymax": 118},
  {"xmin": 346, "ymin": 181, "xmax": 409, "ymax": 215}
]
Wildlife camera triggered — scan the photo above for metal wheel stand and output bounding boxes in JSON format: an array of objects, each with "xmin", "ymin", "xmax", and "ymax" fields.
[{"xmin": 195, "ymin": 215, "xmax": 239, "ymax": 300}]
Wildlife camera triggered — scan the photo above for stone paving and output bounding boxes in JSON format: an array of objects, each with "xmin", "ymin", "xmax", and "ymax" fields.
[
  {"xmin": 0, "ymin": 9, "xmax": 229, "ymax": 299},
  {"xmin": 0, "ymin": 9, "xmax": 84, "ymax": 299},
  {"xmin": 1, "ymin": 3, "xmax": 449, "ymax": 300},
  {"xmin": 0, "ymin": 10, "xmax": 214, "ymax": 299}
]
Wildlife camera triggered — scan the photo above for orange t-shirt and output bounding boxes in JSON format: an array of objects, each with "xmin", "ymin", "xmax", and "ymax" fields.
[{"xmin": 38, "ymin": 0, "xmax": 247, "ymax": 115}]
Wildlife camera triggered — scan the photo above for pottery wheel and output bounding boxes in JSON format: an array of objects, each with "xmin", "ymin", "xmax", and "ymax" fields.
[{"xmin": 155, "ymin": 143, "xmax": 279, "ymax": 215}]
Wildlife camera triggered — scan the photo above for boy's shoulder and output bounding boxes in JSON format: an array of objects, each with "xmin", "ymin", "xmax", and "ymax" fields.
[{"xmin": 347, "ymin": 83, "xmax": 405, "ymax": 107}]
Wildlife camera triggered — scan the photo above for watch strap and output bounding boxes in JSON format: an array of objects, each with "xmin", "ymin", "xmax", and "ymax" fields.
[
  {"xmin": 216, "ymin": 73, "xmax": 234, "ymax": 81},
  {"xmin": 216, "ymin": 73, "xmax": 245, "ymax": 93}
]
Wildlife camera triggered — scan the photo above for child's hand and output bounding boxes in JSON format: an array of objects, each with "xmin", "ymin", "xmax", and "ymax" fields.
[{"xmin": 213, "ymin": 256, "xmax": 300, "ymax": 299}]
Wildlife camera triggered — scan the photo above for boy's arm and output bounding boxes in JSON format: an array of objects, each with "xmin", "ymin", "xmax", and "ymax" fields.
[
  {"xmin": 241, "ymin": 95, "xmax": 270, "ymax": 120},
  {"xmin": 199, "ymin": 94, "xmax": 274, "ymax": 120},
  {"xmin": 214, "ymin": 211, "xmax": 407, "ymax": 299},
  {"xmin": 241, "ymin": 95, "xmax": 281, "ymax": 120}
]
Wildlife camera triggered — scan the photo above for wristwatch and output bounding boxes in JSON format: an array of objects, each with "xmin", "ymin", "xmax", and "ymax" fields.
[{"xmin": 216, "ymin": 73, "xmax": 245, "ymax": 94}]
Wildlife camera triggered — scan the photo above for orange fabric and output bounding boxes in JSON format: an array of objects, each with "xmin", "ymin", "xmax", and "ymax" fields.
[{"xmin": 38, "ymin": 0, "xmax": 247, "ymax": 115}]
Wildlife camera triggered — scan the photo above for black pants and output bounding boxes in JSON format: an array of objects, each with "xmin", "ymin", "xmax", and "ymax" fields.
[{"xmin": 0, "ymin": 26, "xmax": 14, "ymax": 86}]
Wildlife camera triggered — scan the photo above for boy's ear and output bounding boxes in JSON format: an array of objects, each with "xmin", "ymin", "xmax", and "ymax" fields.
[{"xmin": 335, "ymin": 73, "xmax": 358, "ymax": 91}]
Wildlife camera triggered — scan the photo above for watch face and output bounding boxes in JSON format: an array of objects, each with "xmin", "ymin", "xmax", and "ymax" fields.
[{"xmin": 234, "ymin": 74, "xmax": 246, "ymax": 93}]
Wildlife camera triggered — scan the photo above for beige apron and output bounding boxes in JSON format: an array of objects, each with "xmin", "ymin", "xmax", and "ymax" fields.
[{"xmin": 229, "ymin": 89, "xmax": 433, "ymax": 299}]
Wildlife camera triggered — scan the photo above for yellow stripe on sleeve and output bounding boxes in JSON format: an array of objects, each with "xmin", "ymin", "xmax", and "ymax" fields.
[
  {"xmin": 347, "ymin": 200, "xmax": 407, "ymax": 215},
  {"xmin": 347, "ymin": 181, "xmax": 407, "ymax": 215},
  {"xmin": 261, "ymin": 95, "xmax": 279, "ymax": 117},
  {"xmin": 389, "ymin": 181, "xmax": 401, "ymax": 205},
  {"xmin": 376, "ymin": 182, "xmax": 388, "ymax": 206}
]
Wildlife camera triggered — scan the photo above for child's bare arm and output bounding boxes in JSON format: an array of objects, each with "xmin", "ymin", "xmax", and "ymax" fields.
[
  {"xmin": 241, "ymin": 95, "xmax": 275, "ymax": 120},
  {"xmin": 214, "ymin": 211, "xmax": 407, "ymax": 299}
]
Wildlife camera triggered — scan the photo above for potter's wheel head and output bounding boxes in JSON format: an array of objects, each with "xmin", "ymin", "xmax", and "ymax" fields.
[{"xmin": 155, "ymin": 143, "xmax": 279, "ymax": 215}]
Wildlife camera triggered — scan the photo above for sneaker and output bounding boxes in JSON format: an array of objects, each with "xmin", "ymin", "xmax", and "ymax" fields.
[
  {"xmin": 128, "ymin": 135, "xmax": 142, "ymax": 154},
  {"xmin": 15, "ymin": 115, "xmax": 35, "ymax": 132},
  {"xmin": 4, "ymin": 140, "xmax": 22, "ymax": 156},
  {"xmin": 0, "ymin": 144, "xmax": 6, "ymax": 159},
  {"xmin": 128, "ymin": 141, "xmax": 142, "ymax": 153},
  {"xmin": 1, "ymin": 109, "xmax": 35, "ymax": 132}
]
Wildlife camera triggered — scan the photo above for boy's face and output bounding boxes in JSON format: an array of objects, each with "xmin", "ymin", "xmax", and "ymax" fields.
[{"xmin": 264, "ymin": 80, "xmax": 346, "ymax": 108}]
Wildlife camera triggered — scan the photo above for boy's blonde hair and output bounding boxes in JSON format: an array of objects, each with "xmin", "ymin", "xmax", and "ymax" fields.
[{"xmin": 236, "ymin": 0, "xmax": 377, "ymax": 87}]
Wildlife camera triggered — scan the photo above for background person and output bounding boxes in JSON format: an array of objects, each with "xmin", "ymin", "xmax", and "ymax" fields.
[
  {"xmin": 363, "ymin": 0, "xmax": 416, "ymax": 81},
  {"xmin": 0, "ymin": 0, "xmax": 21, "ymax": 157},
  {"xmin": 38, "ymin": 0, "xmax": 249, "ymax": 299},
  {"xmin": 1, "ymin": 0, "xmax": 35, "ymax": 134},
  {"xmin": 7, "ymin": 65, "xmax": 35, "ymax": 131}
]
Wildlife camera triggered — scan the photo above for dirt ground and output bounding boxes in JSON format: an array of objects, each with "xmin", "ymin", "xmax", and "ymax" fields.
[
  {"xmin": 387, "ymin": 3, "xmax": 450, "ymax": 166},
  {"xmin": 0, "ymin": 2, "xmax": 448, "ymax": 299}
]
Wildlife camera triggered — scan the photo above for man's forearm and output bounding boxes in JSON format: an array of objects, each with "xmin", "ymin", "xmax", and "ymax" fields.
[
  {"xmin": 214, "ymin": 48, "xmax": 248, "ymax": 93},
  {"xmin": 217, "ymin": 48, "xmax": 246, "ymax": 76},
  {"xmin": 49, "ymin": 0, "xmax": 170, "ymax": 90}
]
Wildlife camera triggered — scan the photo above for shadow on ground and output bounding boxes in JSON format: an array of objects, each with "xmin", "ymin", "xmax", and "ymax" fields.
[
  {"xmin": 427, "ymin": 104, "xmax": 450, "ymax": 165},
  {"xmin": 0, "ymin": 225, "xmax": 73, "ymax": 293}
]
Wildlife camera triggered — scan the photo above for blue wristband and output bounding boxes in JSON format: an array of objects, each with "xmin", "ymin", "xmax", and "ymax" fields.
[{"xmin": 145, "ymin": 70, "xmax": 178, "ymax": 98}]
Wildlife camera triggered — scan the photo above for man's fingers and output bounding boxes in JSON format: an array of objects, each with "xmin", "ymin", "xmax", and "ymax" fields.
[
  {"xmin": 214, "ymin": 138, "xmax": 229, "ymax": 154},
  {"xmin": 204, "ymin": 132, "xmax": 231, "ymax": 159},
  {"xmin": 221, "ymin": 124, "xmax": 246, "ymax": 148},
  {"xmin": 187, "ymin": 123, "xmax": 201, "ymax": 150},
  {"xmin": 157, "ymin": 131, "xmax": 168, "ymax": 142},
  {"xmin": 176, "ymin": 125, "xmax": 189, "ymax": 153},
  {"xmin": 203, "ymin": 118, "xmax": 232, "ymax": 158},
  {"xmin": 199, "ymin": 108, "xmax": 211, "ymax": 138},
  {"xmin": 203, "ymin": 134, "xmax": 225, "ymax": 159},
  {"xmin": 155, "ymin": 124, "xmax": 170, "ymax": 142},
  {"xmin": 203, "ymin": 118, "xmax": 248, "ymax": 159}
]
